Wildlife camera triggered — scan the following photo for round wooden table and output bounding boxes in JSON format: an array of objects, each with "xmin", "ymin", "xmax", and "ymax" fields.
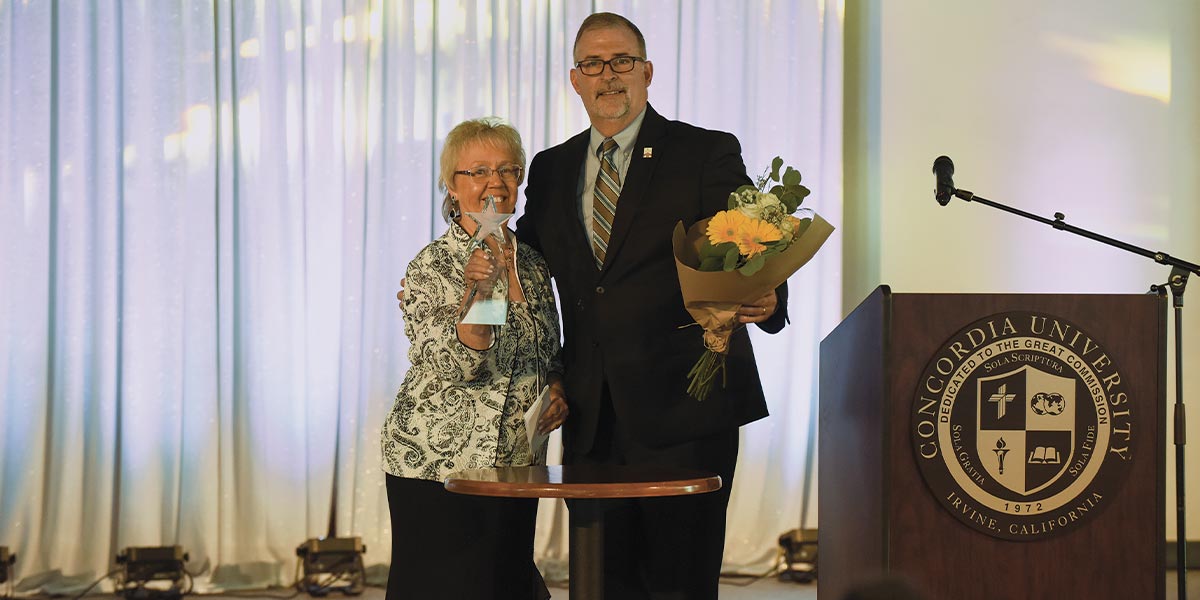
[{"xmin": 444, "ymin": 464, "xmax": 722, "ymax": 600}]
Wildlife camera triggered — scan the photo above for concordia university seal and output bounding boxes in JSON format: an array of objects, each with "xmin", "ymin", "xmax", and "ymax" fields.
[{"xmin": 911, "ymin": 312, "xmax": 1134, "ymax": 541}]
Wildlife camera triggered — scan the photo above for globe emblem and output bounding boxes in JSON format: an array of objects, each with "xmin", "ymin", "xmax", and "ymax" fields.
[{"xmin": 1030, "ymin": 392, "xmax": 1066, "ymax": 416}]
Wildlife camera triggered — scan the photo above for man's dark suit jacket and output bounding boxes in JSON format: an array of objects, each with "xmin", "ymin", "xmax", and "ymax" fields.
[{"xmin": 516, "ymin": 105, "xmax": 787, "ymax": 453}]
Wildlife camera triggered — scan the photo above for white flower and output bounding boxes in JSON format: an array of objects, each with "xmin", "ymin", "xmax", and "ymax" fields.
[
  {"xmin": 738, "ymin": 202, "xmax": 763, "ymax": 219},
  {"xmin": 759, "ymin": 192, "xmax": 782, "ymax": 211},
  {"xmin": 778, "ymin": 215, "xmax": 796, "ymax": 239},
  {"xmin": 738, "ymin": 191, "xmax": 781, "ymax": 220},
  {"xmin": 761, "ymin": 203, "xmax": 784, "ymax": 225}
]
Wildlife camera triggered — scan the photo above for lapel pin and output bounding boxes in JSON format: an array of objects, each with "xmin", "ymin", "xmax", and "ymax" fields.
[{"xmin": 642, "ymin": 147, "xmax": 653, "ymax": 158}]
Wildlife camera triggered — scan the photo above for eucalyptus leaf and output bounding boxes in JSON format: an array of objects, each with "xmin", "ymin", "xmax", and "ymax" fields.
[
  {"xmin": 770, "ymin": 156, "xmax": 783, "ymax": 182},
  {"xmin": 723, "ymin": 245, "xmax": 741, "ymax": 271},
  {"xmin": 739, "ymin": 254, "xmax": 765, "ymax": 276},
  {"xmin": 770, "ymin": 184, "xmax": 785, "ymax": 198},
  {"xmin": 727, "ymin": 194, "xmax": 738, "ymax": 210},
  {"xmin": 699, "ymin": 256, "xmax": 725, "ymax": 271},
  {"xmin": 780, "ymin": 192, "xmax": 800, "ymax": 213},
  {"xmin": 782, "ymin": 168, "xmax": 801, "ymax": 187},
  {"xmin": 714, "ymin": 241, "xmax": 738, "ymax": 255},
  {"xmin": 700, "ymin": 240, "xmax": 735, "ymax": 263}
]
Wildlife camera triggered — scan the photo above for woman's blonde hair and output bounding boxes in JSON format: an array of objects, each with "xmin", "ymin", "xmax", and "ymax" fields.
[{"xmin": 438, "ymin": 117, "xmax": 526, "ymax": 223}]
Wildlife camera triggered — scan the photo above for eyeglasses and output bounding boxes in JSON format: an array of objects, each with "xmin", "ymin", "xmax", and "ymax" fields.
[
  {"xmin": 453, "ymin": 165, "xmax": 524, "ymax": 183},
  {"xmin": 574, "ymin": 56, "xmax": 645, "ymax": 76}
]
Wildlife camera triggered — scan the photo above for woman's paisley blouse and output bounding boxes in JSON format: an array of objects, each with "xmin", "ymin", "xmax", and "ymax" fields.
[{"xmin": 381, "ymin": 222, "xmax": 563, "ymax": 481}]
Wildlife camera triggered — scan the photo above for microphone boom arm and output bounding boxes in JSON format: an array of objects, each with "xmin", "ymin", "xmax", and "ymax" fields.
[{"xmin": 945, "ymin": 187, "xmax": 1200, "ymax": 277}]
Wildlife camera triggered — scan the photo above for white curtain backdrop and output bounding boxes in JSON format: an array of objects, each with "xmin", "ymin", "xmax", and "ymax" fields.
[{"xmin": 0, "ymin": 0, "xmax": 842, "ymax": 590}]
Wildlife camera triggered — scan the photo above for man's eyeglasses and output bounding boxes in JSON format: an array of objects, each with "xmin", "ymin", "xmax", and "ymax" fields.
[
  {"xmin": 574, "ymin": 56, "xmax": 645, "ymax": 76},
  {"xmin": 453, "ymin": 165, "xmax": 524, "ymax": 183}
]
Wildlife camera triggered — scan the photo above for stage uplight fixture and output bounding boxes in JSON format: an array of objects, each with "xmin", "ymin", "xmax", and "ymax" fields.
[
  {"xmin": 777, "ymin": 528, "xmax": 818, "ymax": 583},
  {"xmin": 0, "ymin": 546, "xmax": 14, "ymax": 582},
  {"xmin": 295, "ymin": 537, "xmax": 366, "ymax": 596},
  {"xmin": 115, "ymin": 545, "xmax": 190, "ymax": 600}
]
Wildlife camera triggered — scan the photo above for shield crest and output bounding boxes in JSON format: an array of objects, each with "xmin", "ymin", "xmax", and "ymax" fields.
[{"xmin": 976, "ymin": 365, "xmax": 1075, "ymax": 495}]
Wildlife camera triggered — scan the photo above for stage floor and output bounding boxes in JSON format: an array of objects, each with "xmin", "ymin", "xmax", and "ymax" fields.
[
  {"xmin": 42, "ymin": 570, "xmax": 1198, "ymax": 599},
  {"xmin": 551, "ymin": 575, "xmax": 817, "ymax": 599}
]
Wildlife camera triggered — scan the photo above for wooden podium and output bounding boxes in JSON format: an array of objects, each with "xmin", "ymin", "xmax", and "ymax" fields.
[{"xmin": 818, "ymin": 286, "xmax": 1166, "ymax": 599}]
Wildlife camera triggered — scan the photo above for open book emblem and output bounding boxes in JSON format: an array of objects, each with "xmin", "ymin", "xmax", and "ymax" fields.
[{"xmin": 976, "ymin": 365, "xmax": 1075, "ymax": 496}]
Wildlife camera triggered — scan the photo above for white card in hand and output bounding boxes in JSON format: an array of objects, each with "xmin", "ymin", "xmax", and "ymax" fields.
[{"xmin": 523, "ymin": 385, "xmax": 552, "ymax": 450}]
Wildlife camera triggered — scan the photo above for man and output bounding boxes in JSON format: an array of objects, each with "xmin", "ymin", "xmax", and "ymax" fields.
[{"xmin": 515, "ymin": 12, "xmax": 787, "ymax": 599}]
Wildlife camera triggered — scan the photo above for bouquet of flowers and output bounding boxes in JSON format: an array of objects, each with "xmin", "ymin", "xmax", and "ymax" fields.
[{"xmin": 672, "ymin": 157, "xmax": 834, "ymax": 400}]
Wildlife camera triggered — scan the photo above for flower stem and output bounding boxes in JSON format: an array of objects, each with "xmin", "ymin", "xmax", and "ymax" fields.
[{"xmin": 686, "ymin": 350, "xmax": 728, "ymax": 401}]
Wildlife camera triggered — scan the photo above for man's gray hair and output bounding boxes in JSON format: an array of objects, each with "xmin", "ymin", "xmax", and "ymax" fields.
[{"xmin": 573, "ymin": 12, "xmax": 647, "ymax": 58}]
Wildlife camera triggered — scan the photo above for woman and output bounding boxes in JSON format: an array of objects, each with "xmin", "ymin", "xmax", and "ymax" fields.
[{"xmin": 381, "ymin": 117, "xmax": 568, "ymax": 599}]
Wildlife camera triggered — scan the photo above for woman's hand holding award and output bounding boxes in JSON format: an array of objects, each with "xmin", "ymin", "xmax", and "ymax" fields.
[{"xmin": 458, "ymin": 195, "xmax": 514, "ymax": 325}]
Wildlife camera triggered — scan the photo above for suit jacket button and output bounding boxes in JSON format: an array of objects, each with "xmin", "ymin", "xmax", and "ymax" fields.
[{"xmin": 595, "ymin": 286, "xmax": 605, "ymax": 294}]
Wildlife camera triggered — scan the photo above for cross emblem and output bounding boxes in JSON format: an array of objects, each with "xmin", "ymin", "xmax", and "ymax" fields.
[{"xmin": 988, "ymin": 384, "xmax": 1016, "ymax": 420}]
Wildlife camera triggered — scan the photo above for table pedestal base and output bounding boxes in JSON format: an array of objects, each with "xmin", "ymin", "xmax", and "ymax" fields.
[{"xmin": 568, "ymin": 499, "xmax": 607, "ymax": 600}]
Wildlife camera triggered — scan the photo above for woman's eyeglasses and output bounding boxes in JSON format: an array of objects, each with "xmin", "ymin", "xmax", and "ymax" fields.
[{"xmin": 453, "ymin": 165, "xmax": 524, "ymax": 182}]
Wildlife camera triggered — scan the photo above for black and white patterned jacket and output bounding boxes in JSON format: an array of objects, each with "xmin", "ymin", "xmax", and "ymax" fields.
[{"xmin": 381, "ymin": 222, "xmax": 563, "ymax": 481}]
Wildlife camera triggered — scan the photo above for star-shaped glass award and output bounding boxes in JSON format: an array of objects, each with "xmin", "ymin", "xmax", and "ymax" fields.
[
  {"xmin": 464, "ymin": 195, "xmax": 513, "ymax": 251},
  {"xmin": 458, "ymin": 195, "xmax": 515, "ymax": 325}
]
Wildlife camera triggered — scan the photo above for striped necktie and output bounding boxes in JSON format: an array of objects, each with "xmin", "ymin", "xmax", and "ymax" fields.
[{"xmin": 592, "ymin": 138, "xmax": 621, "ymax": 268}]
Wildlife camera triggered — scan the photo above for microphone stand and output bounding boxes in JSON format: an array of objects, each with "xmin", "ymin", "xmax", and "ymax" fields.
[{"xmin": 941, "ymin": 185, "xmax": 1198, "ymax": 598}]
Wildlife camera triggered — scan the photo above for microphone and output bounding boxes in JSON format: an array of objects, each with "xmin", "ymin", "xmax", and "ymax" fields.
[{"xmin": 932, "ymin": 155, "xmax": 955, "ymax": 206}]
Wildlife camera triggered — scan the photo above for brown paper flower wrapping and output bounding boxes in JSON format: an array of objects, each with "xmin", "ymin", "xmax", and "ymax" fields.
[{"xmin": 671, "ymin": 212, "xmax": 835, "ymax": 399}]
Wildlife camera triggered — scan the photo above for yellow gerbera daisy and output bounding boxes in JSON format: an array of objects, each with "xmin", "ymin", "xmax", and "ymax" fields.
[
  {"xmin": 736, "ymin": 218, "xmax": 782, "ymax": 257},
  {"xmin": 706, "ymin": 210, "xmax": 750, "ymax": 246}
]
